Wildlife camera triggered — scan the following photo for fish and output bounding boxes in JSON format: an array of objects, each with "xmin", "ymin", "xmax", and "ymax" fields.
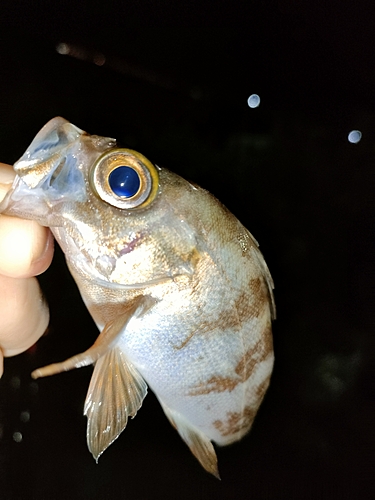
[{"xmin": 0, "ymin": 117, "xmax": 275, "ymax": 477}]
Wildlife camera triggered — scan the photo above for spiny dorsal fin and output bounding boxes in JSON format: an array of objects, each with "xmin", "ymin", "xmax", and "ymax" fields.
[{"xmin": 84, "ymin": 348, "xmax": 147, "ymax": 461}]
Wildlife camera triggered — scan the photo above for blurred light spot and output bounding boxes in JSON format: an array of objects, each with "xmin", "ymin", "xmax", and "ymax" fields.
[
  {"xmin": 10, "ymin": 376, "xmax": 21, "ymax": 390},
  {"xmin": 247, "ymin": 94, "xmax": 260, "ymax": 108},
  {"xmin": 348, "ymin": 130, "xmax": 362, "ymax": 143},
  {"xmin": 27, "ymin": 343, "xmax": 38, "ymax": 355},
  {"xmin": 56, "ymin": 43, "xmax": 69, "ymax": 55},
  {"xmin": 13, "ymin": 432, "xmax": 22, "ymax": 443},
  {"xmin": 56, "ymin": 42, "xmax": 86, "ymax": 61},
  {"xmin": 94, "ymin": 53, "xmax": 106, "ymax": 66},
  {"xmin": 20, "ymin": 411, "xmax": 30, "ymax": 423},
  {"xmin": 190, "ymin": 86, "xmax": 203, "ymax": 100},
  {"xmin": 29, "ymin": 381, "xmax": 39, "ymax": 395},
  {"xmin": 57, "ymin": 42, "xmax": 105, "ymax": 66},
  {"xmin": 55, "ymin": 41, "xmax": 176, "ymax": 92},
  {"xmin": 313, "ymin": 350, "xmax": 361, "ymax": 403}
]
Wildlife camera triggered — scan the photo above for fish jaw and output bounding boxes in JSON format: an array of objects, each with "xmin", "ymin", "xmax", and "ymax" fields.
[{"xmin": 0, "ymin": 117, "xmax": 115, "ymax": 226}]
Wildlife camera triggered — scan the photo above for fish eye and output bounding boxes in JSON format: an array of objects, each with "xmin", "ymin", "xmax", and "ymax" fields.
[
  {"xmin": 108, "ymin": 166, "xmax": 140, "ymax": 198},
  {"xmin": 90, "ymin": 149, "xmax": 159, "ymax": 209}
]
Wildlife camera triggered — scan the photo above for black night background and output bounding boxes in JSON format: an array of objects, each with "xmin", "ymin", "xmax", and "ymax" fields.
[{"xmin": 0, "ymin": 1, "xmax": 374, "ymax": 498}]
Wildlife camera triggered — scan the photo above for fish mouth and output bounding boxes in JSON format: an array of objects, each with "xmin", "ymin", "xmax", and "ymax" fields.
[
  {"xmin": 13, "ymin": 117, "xmax": 115, "ymax": 191},
  {"xmin": 13, "ymin": 117, "xmax": 84, "ymax": 189},
  {"xmin": 62, "ymin": 240, "xmax": 183, "ymax": 290},
  {"xmin": 94, "ymin": 275, "xmax": 178, "ymax": 290},
  {"xmin": 0, "ymin": 117, "xmax": 116, "ymax": 225}
]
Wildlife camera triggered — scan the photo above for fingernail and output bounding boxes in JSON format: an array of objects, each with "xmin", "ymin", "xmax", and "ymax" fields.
[
  {"xmin": 0, "ymin": 165, "xmax": 15, "ymax": 184},
  {"xmin": 0, "ymin": 166, "xmax": 16, "ymax": 201},
  {"xmin": 30, "ymin": 230, "xmax": 54, "ymax": 276},
  {"xmin": 0, "ymin": 182, "xmax": 12, "ymax": 203}
]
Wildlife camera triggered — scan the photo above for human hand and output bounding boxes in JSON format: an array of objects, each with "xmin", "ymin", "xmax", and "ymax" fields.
[{"xmin": 0, "ymin": 162, "xmax": 54, "ymax": 377}]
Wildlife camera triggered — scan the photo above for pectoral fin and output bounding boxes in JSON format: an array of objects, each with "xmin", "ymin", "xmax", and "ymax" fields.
[
  {"xmin": 159, "ymin": 401, "xmax": 220, "ymax": 479},
  {"xmin": 30, "ymin": 294, "xmax": 155, "ymax": 460},
  {"xmin": 84, "ymin": 347, "xmax": 147, "ymax": 461},
  {"xmin": 31, "ymin": 295, "xmax": 154, "ymax": 379}
]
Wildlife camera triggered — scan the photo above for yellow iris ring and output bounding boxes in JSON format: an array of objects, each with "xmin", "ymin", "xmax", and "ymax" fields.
[{"xmin": 90, "ymin": 148, "xmax": 159, "ymax": 210}]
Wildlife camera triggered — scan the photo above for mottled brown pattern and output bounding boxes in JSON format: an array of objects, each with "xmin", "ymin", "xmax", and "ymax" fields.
[
  {"xmin": 249, "ymin": 277, "xmax": 263, "ymax": 299},
  {"xmin": 174, "ymin": 329, "xmax": 197, "ymax": 350},
  {"xmin": 261, "ymin": 322, "xmax": 273, "ymax": 357},
  {"xmin": 213, "ymin": 406, "xmax": 257, "ymax": 437},
  {"xmin": 224, "ymin": 278, "xmax": 269, "ymax": 337},
  {"xmin": 188, "ymin": 375, "xmax": 239, "ymax": 395},
  {"xmin": 176, "ymin": 274, "xmax": 269, "ymax": 351},
  {"xmin": 255, "ymin": 376, "xmax": 271, "ymax": 398},
  {"xmin": 174, "ymin": 307, "xmax": 240, "ymax": 350},
  {"xmin": 234, "ymin": 324, "xmax": 272, "ymax": 382},
  {"xmin": 188, "ymin": 322, "xmax": 273, "ymax": 395},
  {"xmin": 249, "ymin": 277, "xmax": 268, "ymax": 316},
  {"xmin": 234, "ymin": 338, "xmax": 263, "ymax": 379},
  {"xmin": 233, "ymin": 288, "xmax": 257, "ymax": 322}
]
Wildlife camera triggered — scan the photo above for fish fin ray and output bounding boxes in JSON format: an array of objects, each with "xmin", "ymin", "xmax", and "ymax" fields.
[
  {"xmin": 160, "ymin": 401, "xmax": 220, "ymax": 479},
  {"xmin": 249, "ymin": 242, "xmax": 276, "ymax": 320},
  {"xmin": 84, "ymin": 348, "xmax": 147, "ymax": 461},
  {"xmin": 31, "ymin": 295, "xmax": 153, "ymax": 379}
]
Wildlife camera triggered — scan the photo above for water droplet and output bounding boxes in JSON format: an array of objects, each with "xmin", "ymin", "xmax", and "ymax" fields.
[
  {"xmin": 13, "ymin": 432, "xmax": 23, "ymax": 443},
  {"xmin": 29, "ymin": 381, "xmax": 39, "ymax": 395},
  {"xmin": 190, "ymin": 86, "xmax": 203, "ymax": 100},
  {"xmin": 94, "ymin": 53, "xmax": 106, "ymax": 66},
  {"xmin": 56, "ymin": 43, "xmax": 69, "ymax": 55},
  {"xmin": 348, "ymin": 130, "xmax": 362, "ymax": 144},
  {"xmin": 20, "ymin": 411, "xmax": 30, "ymax": 423},
  {"xmin": 247, "ymin": 94, "xmax": 260, "ymax": 108},
  {"xmin": 10, "ymin": 376, "xmax": 21, "ymax": 390}
]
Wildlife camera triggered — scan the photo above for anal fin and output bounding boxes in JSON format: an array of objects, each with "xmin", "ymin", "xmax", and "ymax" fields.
[
  {"xmin": 160, "ymin": 402, "xmax": 220, "ymax": 479},
  {"xmin": 84, "ymin": 347, "xmax": 147, "ymax": 461}
]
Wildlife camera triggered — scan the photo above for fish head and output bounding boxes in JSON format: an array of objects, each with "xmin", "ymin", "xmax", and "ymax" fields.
[{"xmin": 1, "ymin": 117, "xmax": 200, "ymax": 286}]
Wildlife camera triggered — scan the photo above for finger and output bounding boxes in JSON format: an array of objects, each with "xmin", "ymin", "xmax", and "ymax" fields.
[
  {"xmin": 0, "ymin": 162, "xmax": 15, "ymax": 196},
  {"xmin": 0, "ymin": 163, "xmax": 54, "ymax": 278},
  {"xmin": 0, "ymin": 163, "xmax": 51, "ymax": 364},
  {"xmin": 0, "ymin": 274, "xmax": 49, "ymax": 358},
  {"xmin": 0, "ymin": 216, "xmax": 54, "ymax": 278}
]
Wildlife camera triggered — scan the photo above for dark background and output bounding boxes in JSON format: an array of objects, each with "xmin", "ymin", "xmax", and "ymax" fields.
[{"xmin": 0, "ymin": 1, "xmax": 374, "ymax": 498}]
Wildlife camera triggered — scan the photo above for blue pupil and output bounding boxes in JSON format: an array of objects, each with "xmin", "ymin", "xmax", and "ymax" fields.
[{"xmin": 108, "ymin": 166, "xmax": 140, "ymax": 198}]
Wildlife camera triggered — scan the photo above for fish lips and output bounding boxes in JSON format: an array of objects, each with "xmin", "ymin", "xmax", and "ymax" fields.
[{"xmin": 0, "ymin": 117, "xmax": 113, "ymax": 224}]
